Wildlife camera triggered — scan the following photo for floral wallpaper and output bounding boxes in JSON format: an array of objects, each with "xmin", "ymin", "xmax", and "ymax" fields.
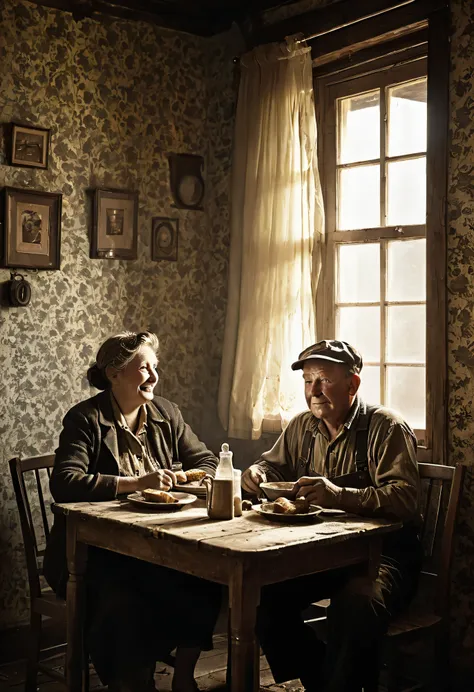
[
  {"xmin": 447, "ymin": 0, "xmax": 474, "ymax": 673},
  {"xmin": 0, "ymin": 0, "xmax": 238, "ymax": 628}
]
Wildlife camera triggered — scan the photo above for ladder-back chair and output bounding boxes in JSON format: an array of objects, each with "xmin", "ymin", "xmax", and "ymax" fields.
[
  {"xmin": 304, "ymin": 462, "xmax": 465, "ymax": 691},
  {"xmin": 9, "ymin": 454, "xmax": 69, "ymax": 691},
  {"xmin": 9, "ymin": 454, "xmax": 174, "ymax": 691},
  {"xmin": 383, "ymin": 462, "xmax": 466, "ymax": 691}
]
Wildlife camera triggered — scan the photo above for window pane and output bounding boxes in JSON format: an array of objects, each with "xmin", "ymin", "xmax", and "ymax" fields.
[
  {"xmin": 337, "ymin": 306, "xmax": 380, "ymax": 362},
  {"xmin": 339, "ymin": 90, "xmax": 380, "ymax": 164},
  {"xmin": 339, "ymin": 165, "xmax": 380, "ymax": 230},
  {"xmin": 387, "ymin": 239, "xmax": 426, "ymax": 301},
  {"xmin": 386, "ymin": 305, "xmax": 426, "ymax": 363},
  {"xmin": 387, "ymin": 157, "xmax": 426, "ymax": 226},
  {"xmin": 358, "ymin": 365, "xmax": 380, "ymax": 405},
  {"xmin": 338, "ymin": 243, "xmax": 380, "ymax": 303},
  {"xmin": 386, "ymin": 365, "xmax": 426, "ymax": 430},
  {"xmin": 388, "ymin": 78, "xmax": 427, "ymax": 157}
]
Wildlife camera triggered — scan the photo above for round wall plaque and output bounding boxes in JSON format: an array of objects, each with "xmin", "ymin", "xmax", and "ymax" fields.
[{"xmin": 168, "ymin": 153, "xmax": 205, "ymax": 210}]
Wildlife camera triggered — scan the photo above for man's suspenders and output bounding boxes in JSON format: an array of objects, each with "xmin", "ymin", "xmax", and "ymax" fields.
[
  {"xmin": 296, "ymin": 429, "xmax": 315, "ymax": 477},
  {"xmin": 296, "ymin": 402, "xmax": 378, "ymax": 487},
  {"xmin": 354, "ymin": 400, "xmax": 374, "ymax": 473}
]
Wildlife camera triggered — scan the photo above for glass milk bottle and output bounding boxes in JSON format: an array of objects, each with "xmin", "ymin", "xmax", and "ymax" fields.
[
  {"xmin": 216, "ymin": 443, "xmax": 233, "ymax": 480},
  {"xmin": 205, "ymin": 443, "xmax": 235, "ymax": 519}
]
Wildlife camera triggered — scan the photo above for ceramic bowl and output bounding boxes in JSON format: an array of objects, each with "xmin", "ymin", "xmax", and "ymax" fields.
[{"xmin": 259, "ymin": 481, "xmax": 297, "ymax": 501}]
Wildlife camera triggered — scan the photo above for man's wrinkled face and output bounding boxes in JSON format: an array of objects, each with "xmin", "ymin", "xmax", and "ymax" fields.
[{"xmin": 303, "ymin": 360, "xmax": 359, "ymax": 423}]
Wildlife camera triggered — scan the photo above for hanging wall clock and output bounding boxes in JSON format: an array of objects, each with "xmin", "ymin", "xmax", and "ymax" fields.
[{"xmin": 168, "ymin": 153, "xmax": 204, "ymax": 210}]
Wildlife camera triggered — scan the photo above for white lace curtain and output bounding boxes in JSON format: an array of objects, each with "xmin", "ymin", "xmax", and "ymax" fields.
[{"xmin": 218, "ymin": 39, "xmax": 325, "ymax": 440}]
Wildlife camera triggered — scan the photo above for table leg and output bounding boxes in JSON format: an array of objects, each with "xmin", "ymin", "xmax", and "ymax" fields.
[
  {"xmin": 66, "ymin": 518, "xmax": 88, "ymax": 692},
  {"xmin": 228, "ymin": 564, "xmax": 261, "ymax": 692},
  {"xmin": 367, "ymin": 536, "xmax": 382, "ymax": 580}
]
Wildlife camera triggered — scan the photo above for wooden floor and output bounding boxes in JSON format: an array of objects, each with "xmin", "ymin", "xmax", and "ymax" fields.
[{"xmin": 0, "ymin": 634, "xmax": 305, "ymax": 691}]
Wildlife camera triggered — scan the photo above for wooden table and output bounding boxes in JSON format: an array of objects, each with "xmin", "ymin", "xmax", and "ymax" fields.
[{"xmin": 53, "ymin": 500, "xmax": 401, "ymax": 692}]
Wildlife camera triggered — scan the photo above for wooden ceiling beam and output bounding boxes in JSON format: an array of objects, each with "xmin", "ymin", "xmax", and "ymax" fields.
[
  {"xmin": 255, "ymin": 0, "xmax": 447, "ymax": 45},
  {"xmin": 308, "ymin": 1, "xmax": 438, "ymax": 61},
  {"xmin": 312, "ymin": 27, "xmax": 428, "ymax": 77}
]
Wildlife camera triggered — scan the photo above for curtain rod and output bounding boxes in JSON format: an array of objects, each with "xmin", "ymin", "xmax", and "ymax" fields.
[
  {"xmin": 233, "ymin": 0, "xmax": 418, "ymax": 60},
  {"xmin": 293, "ymin": 0, "xmax": 417, "ymax": 44},
  {"xmin": 232, "ymin": 0, "xmax": 417, "ymax": 63}
]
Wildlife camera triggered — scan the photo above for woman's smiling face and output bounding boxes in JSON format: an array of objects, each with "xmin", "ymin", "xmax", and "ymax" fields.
[{"xmin": 108, "ymin": 345, "xmax": 158, "ymax": 410}]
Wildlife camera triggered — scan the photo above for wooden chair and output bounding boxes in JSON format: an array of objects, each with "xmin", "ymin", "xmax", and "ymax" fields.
[
  {"xmin": 9, "ymin": 454, "xmax": 176, "ymax": 691},
  {"xmin": 305, "ymin": 462, "xmax": 466, "ymax": 691},
  {"xmin": 9, "ymin": 454, "xmax": 71, "ymax": 691},
  {"xmin": 382, "ymin": 462, "xmax": 466, "ymax": 691}
]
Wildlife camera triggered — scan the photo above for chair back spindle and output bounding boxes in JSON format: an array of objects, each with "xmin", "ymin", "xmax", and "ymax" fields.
[{"xmin": 9, "ymin": 455, "xmax": 56, "ymax": 598}]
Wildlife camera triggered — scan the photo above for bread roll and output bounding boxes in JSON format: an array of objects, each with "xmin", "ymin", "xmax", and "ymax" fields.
[
  {"xmin": 185, "ymin": 469, "xmax": 207, "ymax": 483},
  {"xmin": 174, "ymin": 471, "xmax": 187, "ymax": 484},
  {"xmin": 272, "ymin": 497, "xmax": 297, "ymax": 514},
  {"xmin": 142, "ymin": 489, "xmax": 178, "ymax": 503}
]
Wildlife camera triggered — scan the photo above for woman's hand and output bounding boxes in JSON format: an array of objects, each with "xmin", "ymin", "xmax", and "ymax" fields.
[
  {"xmin": 138, "ymin": 469, "xmax": 177, "ymax": 491},
  {"xmin": 241, "ymin": 465, "xmax": 267, "ymax": 494},
  {"xmin": 117, "ymin": 469, "xmax": 178, "ymax": 496}
]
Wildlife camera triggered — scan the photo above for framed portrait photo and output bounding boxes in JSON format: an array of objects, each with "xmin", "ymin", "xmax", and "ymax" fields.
[
  {"xmin": 152, "ymin": 217, "xmax": 178, "ymax": 262},
  {"xmin": 91, "ymin": 188, "xmax": 138, "ymax": 260},
  {"xmin": 11, "ymin": 123, "xmax": 50, "ymax": 169},
  {"xmin": 2, "ymin": 187, "xmax": 62, "ymax": 270}
]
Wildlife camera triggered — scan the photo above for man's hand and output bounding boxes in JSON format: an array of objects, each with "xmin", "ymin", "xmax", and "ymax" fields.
[
  {"xmin": 295, "ymin": 476, "xmax": 342, "ymax": 507},
  {"xmin": 241, "ymin": 465, "xmax": 267, "ymax": 494}
]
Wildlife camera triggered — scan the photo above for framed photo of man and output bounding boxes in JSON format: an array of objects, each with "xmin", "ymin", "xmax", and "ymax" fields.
[
  {"xmin": 151, "ymin": 217, "xmax": 178, "ymax": 262},
  {"xmin": 2, "ymin": 187, "xmax": 62, "ymax": 269},
  {"xmin": 10, "ymin": 123, "xmax": 50, "ymax": 169},
  {"xmin": 91, "ymin": 189, "xmax": 138, "ymax": 259}
]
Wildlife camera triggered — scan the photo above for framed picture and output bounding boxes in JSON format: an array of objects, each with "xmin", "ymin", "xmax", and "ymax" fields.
[
  {"xmin": 2, "ymin": 187, "xmax": 62, "ymax": 269},
  {"xmin": 11, "ymin": 123, "xmax": 50, "ymax": 169},
  {"xmin": 151, "ymin": 217, "xmax": 178, "ymax": 262},
  {"xmin": 91, "ymin": 189, "xmax": 138, "ymax": 260}
]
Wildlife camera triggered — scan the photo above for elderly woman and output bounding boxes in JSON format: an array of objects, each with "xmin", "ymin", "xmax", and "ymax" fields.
[{"xmin": 44, "ymin": 332, "xmax": 221, "ymax": 692}]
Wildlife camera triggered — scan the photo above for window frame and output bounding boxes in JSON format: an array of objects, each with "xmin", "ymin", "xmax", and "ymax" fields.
[
  {"xmin": 315, "ymin": 17, "xmax": 449, "ymax": 463},
  {"xmin": 319, "ymin": 58, "xmax": 428, "ymax": 442}
]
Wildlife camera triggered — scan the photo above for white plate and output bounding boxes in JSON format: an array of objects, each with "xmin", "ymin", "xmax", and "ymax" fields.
[
  {"xmin": 253, "ymin": 502, "xmax": 323, "ymax": 524},
  {"xmin": 127, "ymin": 491, "xmax": 197, "ymax": 511},
  {"xmin": 172, "ymin": 482, "xmax": 207, "ymax": 498}
]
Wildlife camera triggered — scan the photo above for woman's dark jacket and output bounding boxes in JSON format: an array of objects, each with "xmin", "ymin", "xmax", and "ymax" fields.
[{"xmin": 43, "ymin": 391, "xmax": 218, "ymax": 594}]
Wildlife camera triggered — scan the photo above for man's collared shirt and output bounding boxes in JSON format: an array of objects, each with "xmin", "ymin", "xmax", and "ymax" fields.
[{"xmin": 256, "ymin": 396, "xmax": 420, "ymax": 521}]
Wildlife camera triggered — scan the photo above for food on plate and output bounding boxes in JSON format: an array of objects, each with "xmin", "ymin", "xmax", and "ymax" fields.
[
  {"xmin": 142, "ymin": 489, "xmax": 178, "ymax": 503},
  {"xmin": 272, "ymin": 497, "xmax": 296, "ymax": 514},
  {"xmin": 272, "ymin": 496, "xmax": 310, "ymax": 515},
  {"xmin": 182, "ymin": 469, "xmax": 207, "ymax": 483},
  {"xmin": 174, "ymin": 470, "xmax": 187, "ymax": 484}
]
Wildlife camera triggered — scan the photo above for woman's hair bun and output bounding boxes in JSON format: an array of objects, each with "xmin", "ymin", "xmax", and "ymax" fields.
[{"xmin": 87, "ymin": 363, "xmax": 110, "ymax": 391}]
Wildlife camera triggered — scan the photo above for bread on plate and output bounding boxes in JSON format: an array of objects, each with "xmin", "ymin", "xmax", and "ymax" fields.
[
  {"xmin": 184, "ymin": 469, "xmax": 207, "ymax": 483},
  {"xmin": 174, "ymin": 471, "xmax": 187, "ymax": 484},
  {"xmin": 142, "ymin": 489, "xmax": 178, "ymax": 503}
]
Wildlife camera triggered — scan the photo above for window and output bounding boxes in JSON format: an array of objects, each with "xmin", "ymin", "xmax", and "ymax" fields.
[
  {"xmin": 318, "ymin": 58, "xmax": 429, "ymax": 442},
  {"xmin": 256, "ymin": 0, "xmax": 449, "ymax": 459}
]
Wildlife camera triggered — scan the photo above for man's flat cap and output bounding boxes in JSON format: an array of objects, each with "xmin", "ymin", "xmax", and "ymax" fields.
[{"xmin": 291, "ymin": 339, "xmax": 363, "ymax": 373}]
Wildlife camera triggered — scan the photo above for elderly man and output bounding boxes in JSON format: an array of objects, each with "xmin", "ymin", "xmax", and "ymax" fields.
[{"xmin": 242, "ymin": 340, "xmax": 422, "ymax": 692}]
